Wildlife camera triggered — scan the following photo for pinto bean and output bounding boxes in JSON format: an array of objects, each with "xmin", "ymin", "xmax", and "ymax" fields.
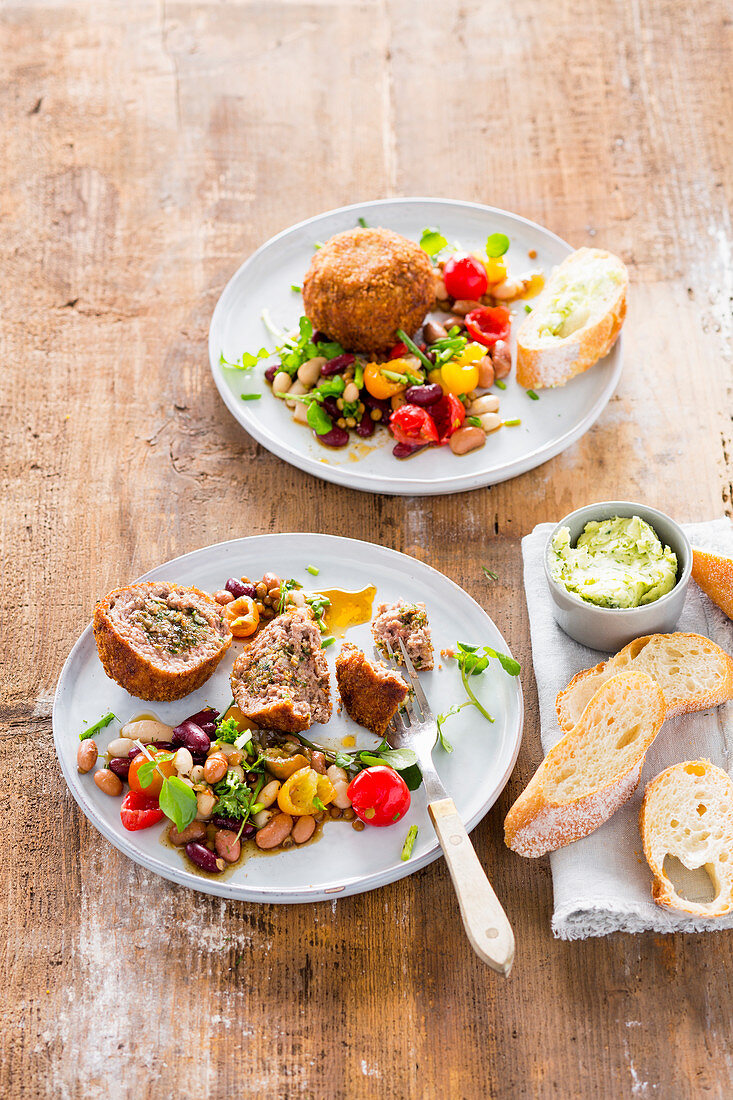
[
  {"xmin": 449, "ymin": 426, "xmax": 486, "ymax": 455},
  {"xmin": 491, "ymin": 340, "xmax": 512, "ymax": 379},
  {"xmin": 214, "ymin": 829, "xmax": 241, "ymax": 863},
  {"xmin": 476, "ymin": 356, "xmax": 495, "ymax": 388},
  {"xmin": 423, "ymin": 320, "xmax": 448, "ymax": 344},
  {"xmin": 203, "ymin": 752, "xmax": 228, "ymax": 784},
  {"xmin": 311, "ymin": 751, "xmax": 327, "ymax": 775},
  {"xmin": 168, "ymin": 820, "xmax": 207, "ymax": 847},
  {"xmin": 255, "ymin": 812, "xmax": 293, "ymax": 850},
  {"xmin": 77, "ymin": 740, "xmax": 98, "ymax": 773},
  {"xmin": 292, "ymin": 816, "xmax": 316, "ymax": 844},
  {"xmin": 94, "ymin": 769, "xmax": 123, "ymax": 797}
]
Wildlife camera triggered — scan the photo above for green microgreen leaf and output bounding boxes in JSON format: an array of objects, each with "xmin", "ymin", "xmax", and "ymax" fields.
[
  {"xmin": 486, "ymin": 232, "xmax": 510, "ymax": 258},
  {"xmin": 220, "ymin": 348, "xmax": 271, "ymax": 371},
  {"xmin": 357, "ymin": 216, "xmax": 368, "ymax": 228},
  {"xmin": 321, "ymin": 636, "xmax": 335, "ymax": 648},
  {"xmin": 420, "ymin": 226, "xmax": 448, "ymax": 257},
  {"xmin": 307, "ymin": 402, "xmax": 333, "ymax": 435},
  {"xmin": 136, "ymin": 751, "xmax": 174, "ymax": 789}
]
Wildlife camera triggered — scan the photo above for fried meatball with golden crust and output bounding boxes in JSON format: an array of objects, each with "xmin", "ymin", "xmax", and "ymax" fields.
[
  {"xmin": 302, "ymin": 227, "xmax": 435, "ymax": 352},
  {"xmin": 335, "ymin": 642, "xmax": 409, "ymax": 738}
]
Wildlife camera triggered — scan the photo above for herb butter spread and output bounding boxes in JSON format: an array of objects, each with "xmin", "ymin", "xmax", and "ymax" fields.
[{"xmin": 550, "ymin": 516, "xmax": 677, "ymax": 609}]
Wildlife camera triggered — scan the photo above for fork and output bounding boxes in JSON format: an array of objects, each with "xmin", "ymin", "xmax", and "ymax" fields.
[{"xmin": 385, "ymin": 637, "xmax": 515, "ymax": 976}]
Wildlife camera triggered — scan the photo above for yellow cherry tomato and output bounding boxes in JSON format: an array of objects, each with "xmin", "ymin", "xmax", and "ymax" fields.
[
  {"xmin": 441, "ymin": 358, "xmax": 480, "ymax": 396},
  {"xmin": 224, "ymin": 595, "xmax": 259, "ymax": 638},
  {"xmin": 453, "ymin": 342, "xmax": 487, "ymax": 367},
  {"xmin": 277, "ymin": 766, "xmax": 336, "ymax": 816},
  {"xmin": 428, "ymin": 367, "xmax": 448, "ymax": 393},
  {"xmin": 485, "ymin": 256, "xmax": 507, "ymax": 284},
  {"xmin": 363, "ymin": 361, "xmax": 407, "ymax": 400}
]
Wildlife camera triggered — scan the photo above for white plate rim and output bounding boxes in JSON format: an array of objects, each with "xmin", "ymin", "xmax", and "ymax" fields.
[
  {"xmin": 53, "ymin": 533, "xmax": 524, "ymax": 903},
  {"xmin": 208, "ymin": 197, "xmax": 623, "ymax": 496}
]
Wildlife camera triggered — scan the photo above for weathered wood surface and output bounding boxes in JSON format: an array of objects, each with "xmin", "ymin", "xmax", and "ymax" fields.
[{"xmin": 2, "ymin": 0, "xmax": 732, "ymax": 1097}]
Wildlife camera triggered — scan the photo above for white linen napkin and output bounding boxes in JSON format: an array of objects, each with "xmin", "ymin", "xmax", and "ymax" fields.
[{"xmin": 521, "ymin": 516, "xmax": 733, "ymax": 939}]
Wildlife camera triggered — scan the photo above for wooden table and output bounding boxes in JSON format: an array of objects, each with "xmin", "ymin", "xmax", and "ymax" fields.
[{"xmin": 3, "ymin": 1, "xmax": 732, "ymax": 1096}]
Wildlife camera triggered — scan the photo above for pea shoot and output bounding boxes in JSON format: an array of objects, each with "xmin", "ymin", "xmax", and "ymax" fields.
[{"xmin": 436, "ymin": 642, "xmax": 520, "ymax": 749}]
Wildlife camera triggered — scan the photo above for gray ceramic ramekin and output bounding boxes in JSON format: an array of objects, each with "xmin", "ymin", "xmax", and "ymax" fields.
[{"xmin": 544, "ymin": 501, "xmax": 692, "ymax": 652}]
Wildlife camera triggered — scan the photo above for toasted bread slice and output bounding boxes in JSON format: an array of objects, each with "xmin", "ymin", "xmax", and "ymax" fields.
[
  {"xmin": 504, "ymin": 671, "xmax": 664, "ymax": 858},
  {"xmin": 640, "ymin": 760, "xmax": 733, "ymax": 918},
  {"xmin": 555, "ymin": 632, "xmax": 733, "ymax": 731},
  {"xmin": 516, "ymin": 247, "xmax": 628, "ymax": 389},
  {"xmin": 691, "ymin": 548, "xmax": 733, "ymax": 621}
]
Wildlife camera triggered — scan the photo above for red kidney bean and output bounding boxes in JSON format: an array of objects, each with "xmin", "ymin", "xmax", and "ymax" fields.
[
  {"xmin": 264, "ymin": 363, "xmax": 279, "ymax": 383},
  {"xmin": 211, "ymin": 815, "xmax": 255, "ymax": 837},
  {"xmin": 108, "ymin": 757, "xmax": 130, "ymax": 781},
  {"xmin": 149, "ymin": 741, "xmax": 175, "ymax": 752},
  {"xmin": 405, "ymin": 383, "xmax": 443, "ymax": 407},
  {"xmin": 322, "ymin": 396, "xmax": 341, "ymax": 419},
  {"xmin": 312, "ymin": 330, "xmax": 328, "ymax": 343},
  {"xmin": 186, "ymin": 707, "xmax": 220, "ymax": 735},
  {"xmin": 317, "ymin": 425, "xmax": 350, "ymax": 448},
  {"xmin": 191, "ymin": 753, "xmax": 208, "ymax": 767},
  {"xmin": 320, "ymin": 353, "xmax": 354, "ymax": 376},
  {"xmin": 185, "ymin": 842, "xmax": 225, "ymax": 873},
  {"xmin": 224, "ymin": 578, "xmax": 247, "ymax": 599},
  {"xmin": 393, "ymin": 442, "xmax": 425, "ymax": 459},
  {"xmin": 356, "ymin": 415, "xmax": 375, "ymax": 438},
  {"xmin": 172, "ymin": 720, "xmax": 211, "ymax": 754},
  {"xmin": 362, "ymin": 392, "xmax": 392, "ymax": 415},
  {"xmin": 128, "ymin": 746, "xmax": 143, "ymax": 760}
]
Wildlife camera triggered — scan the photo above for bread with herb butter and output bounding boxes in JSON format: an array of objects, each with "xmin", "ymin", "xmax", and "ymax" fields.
[
  {"xmin": 691, "ymin": 548, "xmax": 733, "ymax": 621},
  {"xmin": 516, "ymin": 247, "xmax": 628, "ymax": 389},
  {"xmin": 504, "ymin": 670, "xmax": 664, "ymax": 858},
  {"xmin": 640, "ymin": 760, "xmax": 733, "ymax": 918},
  {"xmin": 555, "ymin": 632, "xmax": 733, "ymax": 731}
]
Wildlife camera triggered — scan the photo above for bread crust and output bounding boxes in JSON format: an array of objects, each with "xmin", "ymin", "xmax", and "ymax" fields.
[
  {"xmin": 555, "ymin": 632, "xmax": 733, "ymax": 731},
  {"xmin": 516, "ymin": 247, "xmax": 628, "ymax": 390},
  {"xmin": 93, "ymin": 583, "xmax": 232, "ymax": 702},
  {"xmin": 691, "ymin": 548, "xmax": 733, "ymax": 621},
  {"xmin": 640, "ymin": 760, "xmax": 733, "ymax": 917},
  {"xmin": 505, "ymin": 671, "xmax": 665, "ymax": 858}
]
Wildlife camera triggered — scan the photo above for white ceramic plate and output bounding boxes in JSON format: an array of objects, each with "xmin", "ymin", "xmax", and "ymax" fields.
[
  {"xmin": 209, "ymin": 198, "xmax": 623, "ymax": 496},
  {"xmin": 53, "ymin": 535, "xmax": 523, "ymax": 902}
]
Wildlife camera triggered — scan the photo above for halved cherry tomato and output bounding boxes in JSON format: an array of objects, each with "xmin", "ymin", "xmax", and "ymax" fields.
[
  {"xmin": 440, "ymin": 358, "xmax": 480, "ymax": 396},
  {"xmin": 443, "ymin": 255, "xmax": 489, "ymax": 301},
  {"xmin": 224, "ymin": 595, "xmax": 259, "ymax": 638},
  {"xmin": 429, "ymin": 393, "xmax": 465, "ymax": 443},
  {"xmin": 388, "ymin": 341, "xmax": 408, "ymax": 359},
  {"xmin": 389, "ymin": 404, "xmax": 439, "ymax": 446},
  {"xmin": 465, "ymin": 306, "xmax": 511, "ymax": 349},
  {"xmin": 484, "ymin": 256, "xmax": 507, "ymax": 284},
  {"xmin": 364, "ymin": 361, "xmax": 407, "ymax": 400},
  {"xmin": 346, "ymin": 766, "xmax": 411, "ymax": 827},
  {"xmin": 128, "ymin": 750, "xmax": 176, "ymax": 798},
  {"xmin": 277, "ymin": 766, "xmax": 336, "ymax": 816},
  {"xmin": 120, "ymin": 790, "xmax": 164, "ymax": 831}
]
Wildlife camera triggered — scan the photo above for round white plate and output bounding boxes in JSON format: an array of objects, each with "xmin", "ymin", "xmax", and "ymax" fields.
[
  {"xmin": 209, "ymin": 198, "xmax": 623, "ymax": 496},
  {"xmin": 53, "ymin": 535, "xmax": 523, "ymax": 902}
]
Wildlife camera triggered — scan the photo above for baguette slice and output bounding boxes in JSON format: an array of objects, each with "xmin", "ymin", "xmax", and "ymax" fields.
[
  {"xmin": 516, "ymin": 247, "xmax": 627, "ymax": 389},
  {"xmin": 640, "ymin": 760, "xmax": 733, "ymax": 918},
  {"xmin": 504, "ymin": 671, "xmax": 664, "ymax": 858},
  {"xmin": 556, "ymin": 632, "xmax": 733, "ymax": 731},
  {"xmin": 691, "ymin": 548, "xmax": 733, "ymax": 621}
]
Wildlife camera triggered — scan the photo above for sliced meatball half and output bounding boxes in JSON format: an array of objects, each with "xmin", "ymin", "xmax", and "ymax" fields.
[
  {"xmin": 335, "ymin": 642, "xmax": 408, "ymax": 738},
  {"xmin": 371, "ymin": 599, "xmax": 434, "ymax": 670},
  {"xmin": 93, "ymin": 582, "xmax": 232, "ymax": 702},
  {"xmin": 230, "ymin": 609, "xmax": 331, "ymax": 733}
]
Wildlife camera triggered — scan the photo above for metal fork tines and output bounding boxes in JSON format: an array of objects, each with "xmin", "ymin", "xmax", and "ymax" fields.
[{"xmin": 384, "ymin": 638, "xmax": 447, "ymax": 802}]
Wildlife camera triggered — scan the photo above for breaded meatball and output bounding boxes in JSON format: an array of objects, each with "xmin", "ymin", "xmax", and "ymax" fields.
[{"xmin": 302, "ymin": 227, "xmax": 435, "ymax": 352}]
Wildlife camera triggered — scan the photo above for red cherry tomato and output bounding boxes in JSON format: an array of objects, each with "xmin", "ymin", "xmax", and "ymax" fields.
[
  {"xmin": 346, "ymin": 766, "xmax": 411, "ymax": 827},
  {"xmin": 429, "ymin": 393, "xmax": 465, "ymax": 443},
  {"xmin": 128, "ymin": 751, "xmax": 176, "ymax": 797},
  {"xmin": 120, "ymin": 790, "xmax": 164, "ymax": 831},
  {"xmin": 388, "ymin": 341, "xmax": 408, "ymax": 359},
  {"xmin": 465, "ymin": 306, "xmax": 511, "ymax": 349},
  {"xmin": 443, "ymin": 255, "xmax": 489, "ymax": 301},
  {"xmin": 389, "ymin": 404, "xmax": 440, "ymax": 446}
]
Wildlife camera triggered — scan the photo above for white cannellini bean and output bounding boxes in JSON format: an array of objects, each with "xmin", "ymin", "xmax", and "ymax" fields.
[
  {"xmin": 342, "ymin": 382, "xmax": 360, "ymax": 403},
  {"xmin": 218, "ymin": 742, "xmax": 240, "ymax": 758},
  {"xmin": 285, "ymin": 379, "xmax": 308, "ymax": 408},
  {"xmin": 251, "ymin": 809, "xmax": 274, "ymax": 829},
  {"xmin": 478, "ymin": 412, "xmax": 502, "ymax": 433},
  {"xmin": 229, "ymin": 765, "xmax": 245, "ymax": 782},
  {"xmin": 292, "ymin": 402, "xmax": 309, "ymax": 425},
  {"xmin": 491, "ymin": 278, "xmax": 523, "ymax": 300},
  {"xmin": 120, "ymin": 719, "xmax": 173, "ymax": 744},
  {"xmin": 189, "ymin": 765, "xmax": 205, "ymax": 784},
  {"xmin": 174, "ymin": 747, "xmax": 194, "ymax": 776},
  {"xmin": 272, "ymin": 370, "xmax": 292, "ymax": 395},
  {"xmin": 297, "ymin": 357, "xmax": 326, "ymax": 386},
  {"xmin": 326, "ymin": 765, "xmax": 352, "ymax": 809},
  {"xmin": 468, "ymin": 394, "xmax": 500, "ymax": 415},
  {"xmin": 195, "ymin": 791, "xmax": 216, "ymax": 821},
  {"xmin": 107, "ymin": 737, "xmax": 135, "ymax": 758},
  {"xmin": 258, "ymin": 780, "xmax": 282, "ymax": 809}
]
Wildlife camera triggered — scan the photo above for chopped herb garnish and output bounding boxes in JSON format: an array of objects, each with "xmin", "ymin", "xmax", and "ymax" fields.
[
  {"xmin": 503, "ymin": 418, "xmax": 521, "ymax": 426},
  {"xmin": 305, "ymin": 593, "xmax": 331, "ymax": 632},
  {"xmin": 306, "ymin": 565, "xmax": 320, "ymax": 576},
  {"xmin": 313, "ymin": 241, "xmax": 323, "ymax": 250},
  {"xmin": 321, "ymin": 636, "xmax": 335, "ymax": 649},
  {"xmin": 495, "ymin": 379, "xmax": 507, "ymax": 390},
  {"xmin": 482, "ymin": 566, "xmax": 499, "ymax": 581},
  {"xmin": 240, "ymin": 393, "xmax": 261, "ymax": 401},
  {"xmin": 419, "ymin": 226, "xmax": 448, "ymax": 258},
  {"xmin": 524, "ymin": 304, "xmax": 532, "ymax": 313},
  {"xmin": 396, "ymin": 329, "xmax": 433, "ymax": 373},
  {"xmin": 214, "ymin": 716, "xmax": 242, "ymax": 745},
  {"xmin": 527, "ymin": 389, "xmax": 540, "ymax": 400},
  {"xmin": 357, "ymin": 216, "xmax": 368, "ymax": 228},
  {"xmin": 428, "ymin": 330, "xmax": 469, "ymax": 368},
  {"xmin": 291, "ymin": 284, "xmax": 301, "ymax": 292},
  {"xmin": 79, "ymin": 712, "xmax": 117, "ymax": 741},
  {"xmin": 278, "ymin": 578, "xmax": 301, "ymax": 614},
  {"xmin": 401, "ymin": 824, "xmax": 418, "ymax": 861},
  {"xmin": 466, "ymin": 415, "xmax": 482, "ymax": 428},
  {"xmin": 486, "ymin": 232, "xmax": 510, "ymax": 258},
  {"xmin": 313, "ymin": 795, "xmax": 328, "ymax": 812}
]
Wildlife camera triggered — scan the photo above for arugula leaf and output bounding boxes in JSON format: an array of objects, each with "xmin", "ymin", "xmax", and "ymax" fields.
[
  {"xmin": 159, "ymin": 775, "xmax": 197, "ymax": 833},
  {"xmin": 307, "ymin": 402, "xmax": 333, "ymax": 435},
  {"xmin": 420, "ymin": 226, "xmax": 448, "ymax": 257},
  {"xmin": 79, "ymin": 712, "xmax": 117, "ymax": 741},
  {"xmin": 486, "ymin": 232, "xmax": 510, "ymax": 258}
]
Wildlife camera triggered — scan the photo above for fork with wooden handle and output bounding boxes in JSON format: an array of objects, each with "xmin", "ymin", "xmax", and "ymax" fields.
[{"xmin": 385, "ymin": 638, "xmax": 515, "ymax": 976}]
